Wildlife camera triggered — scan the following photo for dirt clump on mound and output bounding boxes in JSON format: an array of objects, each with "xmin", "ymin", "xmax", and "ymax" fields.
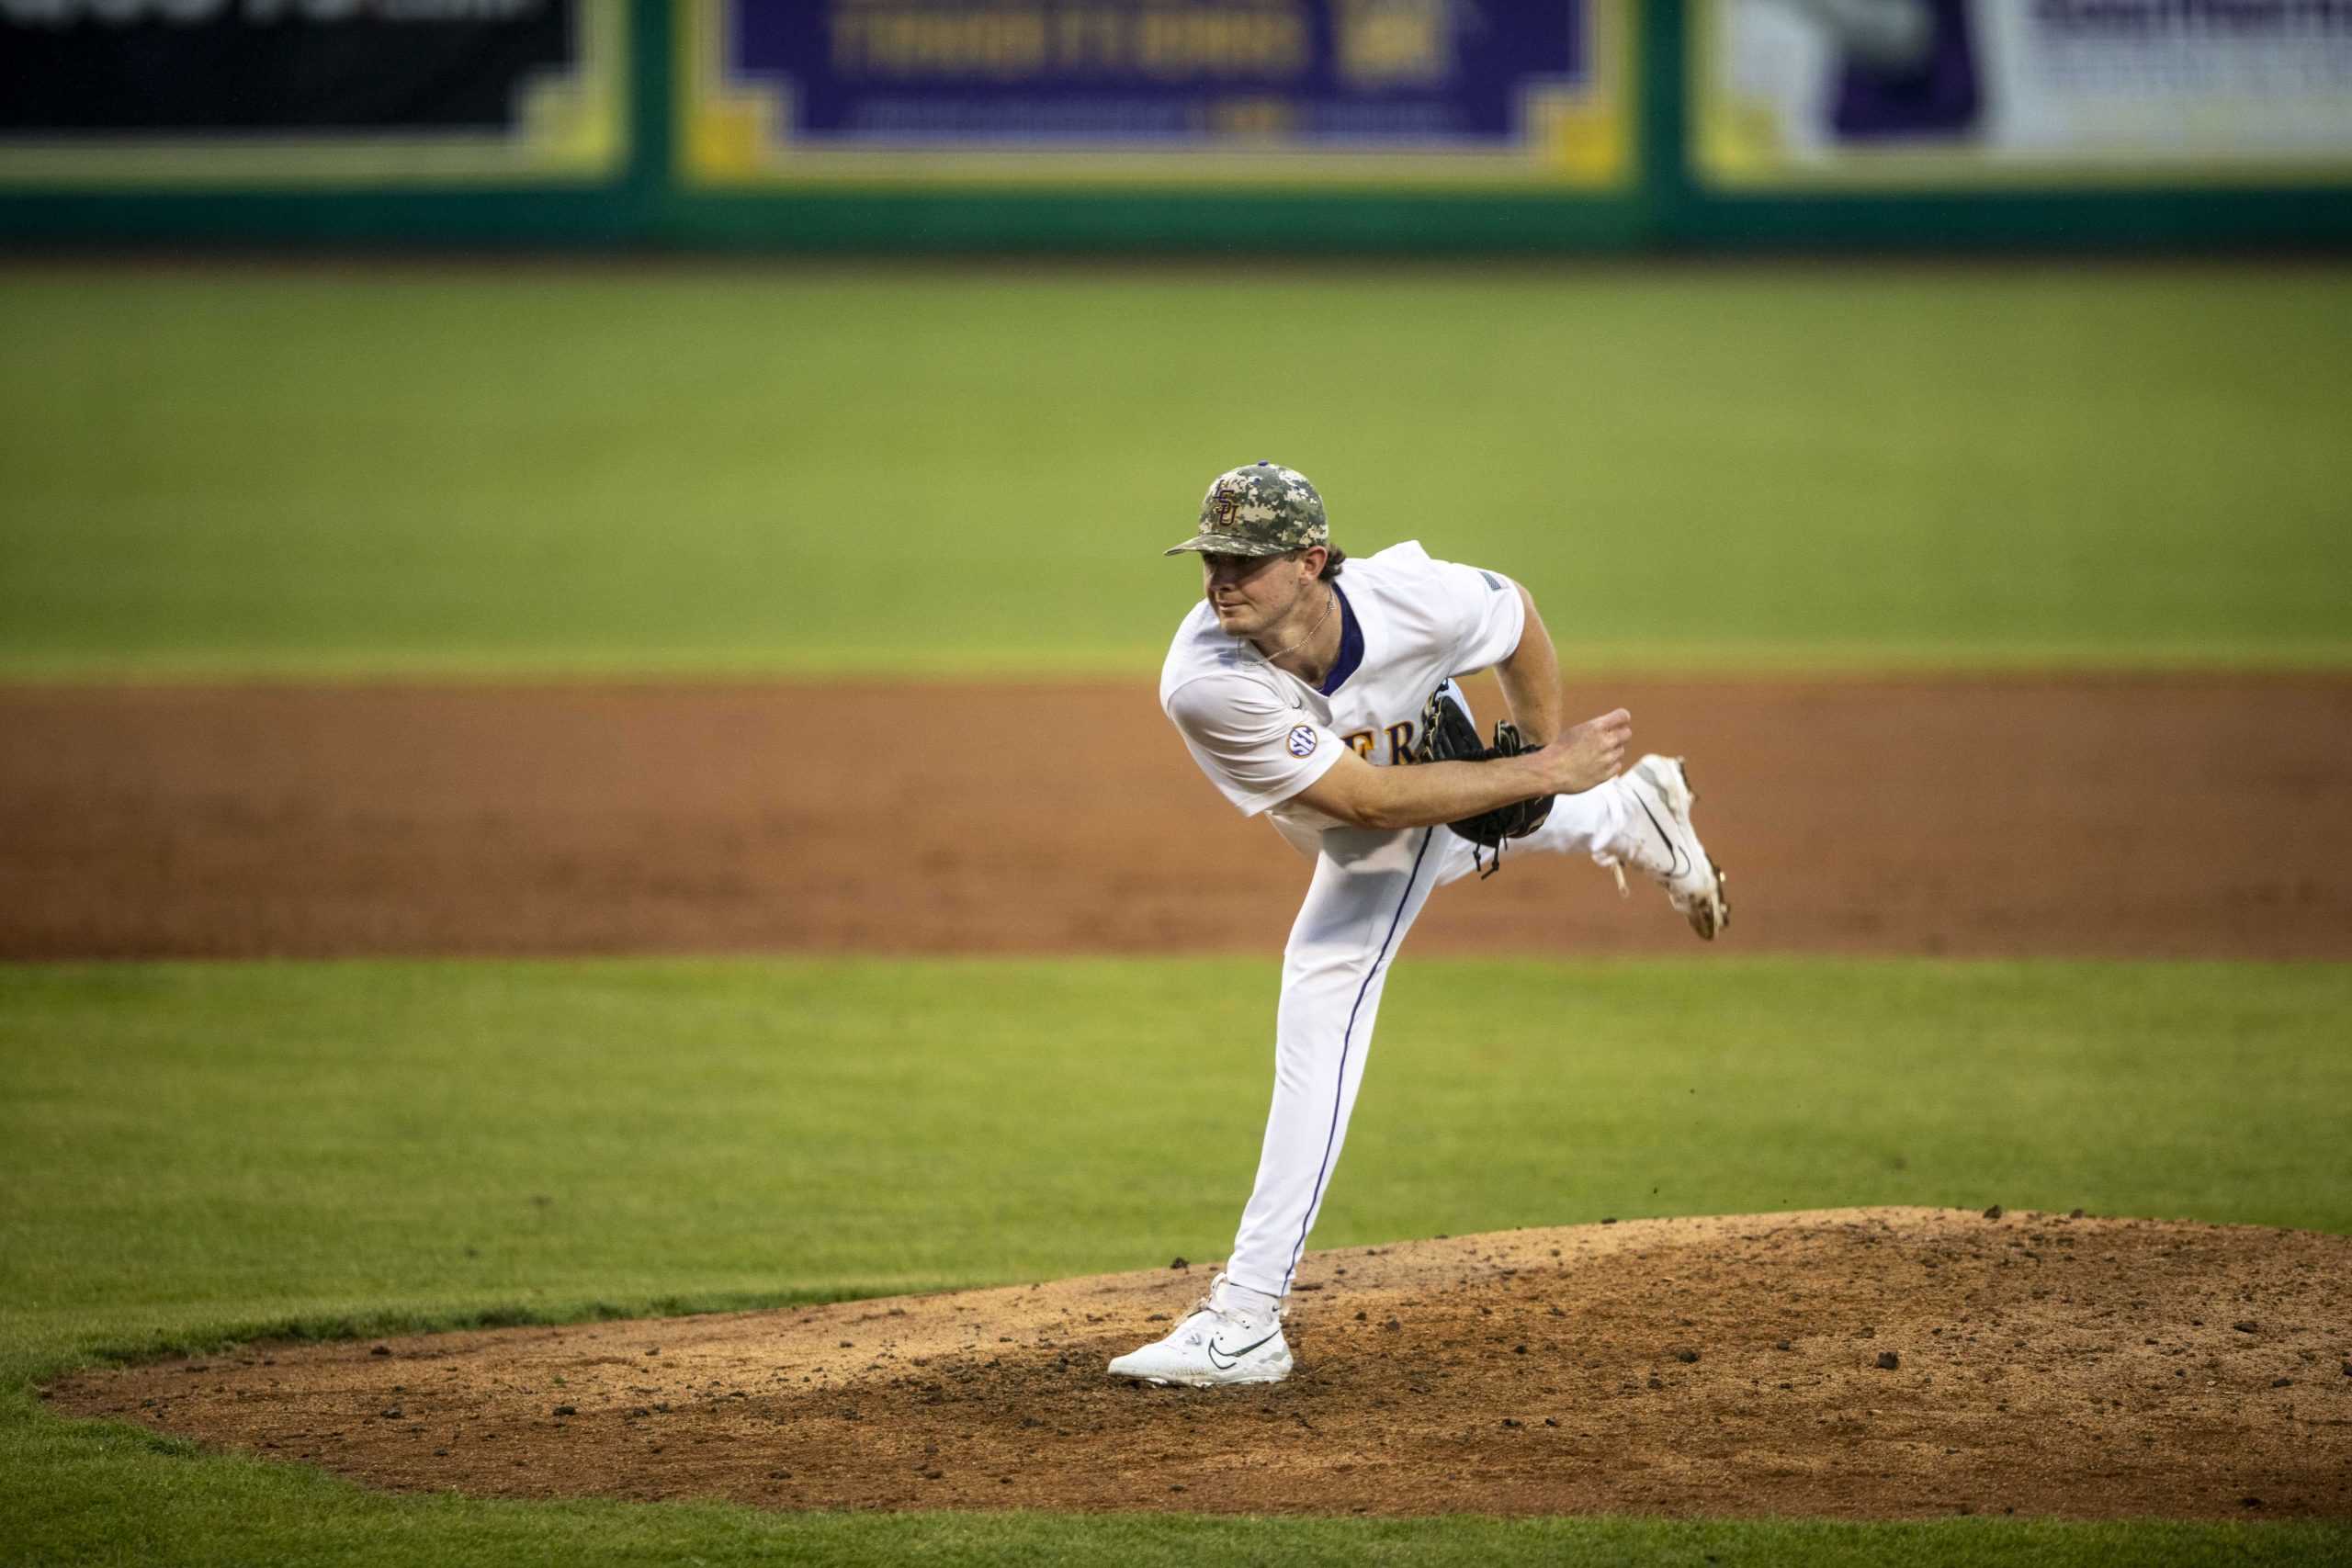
[{"xmin": 46, "ymin": 1208, "xmax": 2352, "ymax": 1521}]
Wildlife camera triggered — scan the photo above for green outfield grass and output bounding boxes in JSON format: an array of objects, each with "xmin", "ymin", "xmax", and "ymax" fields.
[
  {"xmin": 3, "ymin": 956, "xmax": 2347, "ymax": 1564},
  {"xmin": 3, "ymin": 262, "xmax": 2349, "ymax": 679}
]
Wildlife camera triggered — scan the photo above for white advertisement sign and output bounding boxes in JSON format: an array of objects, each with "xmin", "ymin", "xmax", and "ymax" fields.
[{"xmin": 1696, "ymin": 0, "xmax": 2352, "ymax": 186}]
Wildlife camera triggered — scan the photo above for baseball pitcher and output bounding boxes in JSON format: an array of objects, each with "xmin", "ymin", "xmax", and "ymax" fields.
[{"xmin": 1108, "ymin": 462, "xmax": 1728, "ymax": 1387}]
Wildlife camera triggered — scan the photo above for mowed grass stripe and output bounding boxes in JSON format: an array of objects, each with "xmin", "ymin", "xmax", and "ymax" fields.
[
  {"xmin": 2, "ymin": 1472, "xmax": 2342, "ymax": 1568},
  {"xmin": 4, "ymin": 956, "xmax": 2346, "ymax": 1565},
  {"xmin": 3, "ymin": 264, "xmax": 2348, "ymax": 677}
]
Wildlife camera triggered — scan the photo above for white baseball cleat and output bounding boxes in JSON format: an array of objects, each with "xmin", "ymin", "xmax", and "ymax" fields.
[
  {"xmin": 1108, "ymin": 1278, "xmax": 1292, "ymax": 1388},
  {"xmin": 1599, "ymin": 755, "xmax": 1729, "ymax": 941}
]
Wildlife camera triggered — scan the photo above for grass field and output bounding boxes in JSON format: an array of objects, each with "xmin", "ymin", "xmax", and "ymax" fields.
[
  {"xmin": 5, "ymin": 259, "xmax": 2348, "ymax": 1564},
  {"xmin": 4, "ymin": 958, "xmax": 2350, "ymax": 1563},
  {"xmin": 3, "ymin": 263, "xmax": 2350, "ymax": 677}
]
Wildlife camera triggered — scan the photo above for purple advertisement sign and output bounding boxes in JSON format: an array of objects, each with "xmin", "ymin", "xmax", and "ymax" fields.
[{"xmin": 686, "ymin": 2, "xmax": 1624, "ymax": 186}]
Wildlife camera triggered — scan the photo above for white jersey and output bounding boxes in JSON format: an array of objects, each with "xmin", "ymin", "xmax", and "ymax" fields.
[{"xmin": 1159, "ymin": 541, "xmax": 1526, "ymax": 851}]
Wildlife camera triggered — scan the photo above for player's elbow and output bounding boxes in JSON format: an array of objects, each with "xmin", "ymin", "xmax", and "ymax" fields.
[
  {"xmin": 1314, "ymin": 788, "xmax": 1399, "ymax": 831},
  {"xmin": 1292, "ymin": 761, "xmax": 1409, "ymax": 831},
  {"xmin": 1345, "ymin": 775, "xmax": 1419, "ymax": 831}
]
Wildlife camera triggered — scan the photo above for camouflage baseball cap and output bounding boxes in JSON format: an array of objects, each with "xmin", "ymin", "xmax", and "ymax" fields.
[{"xmin": 1164, "ymin": 461, "xmax": 1328, "ymax": 558}]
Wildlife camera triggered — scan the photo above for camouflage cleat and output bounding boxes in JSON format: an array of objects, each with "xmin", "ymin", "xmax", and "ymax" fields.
[{"xmin": 1164, "ymin": 461, "xmax": 1327, "ymax": 558}]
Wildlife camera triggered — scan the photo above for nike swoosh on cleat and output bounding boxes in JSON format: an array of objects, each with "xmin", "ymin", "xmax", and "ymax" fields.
[
  {"xmin": 1204, "ymin": 1330, "xmax": 1280, "ymax": 1370},
  {"xmin": 1634, "ymin": 795, "xmax": 1693, "ymax": 881}
]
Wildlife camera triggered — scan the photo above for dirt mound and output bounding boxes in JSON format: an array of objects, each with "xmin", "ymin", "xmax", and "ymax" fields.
[
  {"xmin": 45, "ymin": 1209, "xmax": 2351, "ymax": 1520},
  {"xmin": 5, "ymin": 676, "xmax": 2349, "ymax": 961}
]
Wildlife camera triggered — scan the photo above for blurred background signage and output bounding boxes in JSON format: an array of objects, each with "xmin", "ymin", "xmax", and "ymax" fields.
[
  {"xmin": 683, "ymin": 0, "xmax": 1632, "ymax": 186},
  {"xmin": 0, "ymin": 0, "xmax": 626, "ymax": 183},
  {"xmin": 1696, "ymin": 0, "xmax": 2352, "ymax": 186}
]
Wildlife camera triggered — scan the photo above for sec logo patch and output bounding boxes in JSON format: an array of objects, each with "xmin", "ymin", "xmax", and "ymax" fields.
[{"xmin": 1286, "ymin": 725, "xmax": 1317, "ymax": 759}]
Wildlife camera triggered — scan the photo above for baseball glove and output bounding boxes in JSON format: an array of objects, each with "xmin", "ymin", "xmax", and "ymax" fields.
[{"xmin": 1410, "ymin": 686, "xmax": 1553, "ymax": 878}]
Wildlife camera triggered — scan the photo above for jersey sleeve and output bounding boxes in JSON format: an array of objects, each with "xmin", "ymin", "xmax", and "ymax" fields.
[
  {"xmin": 1435, "ymin": 559, "xmax": 1527, "ymax": 675},
  {"xmin": 1163, "ymin": 671, "xmax": 1346, "ymax": 817}
]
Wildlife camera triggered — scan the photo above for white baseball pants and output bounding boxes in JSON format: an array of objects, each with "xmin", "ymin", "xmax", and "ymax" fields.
[{"xmin": 1222, "ymin": 781, "xmax": 1629, "ymax": 1301}]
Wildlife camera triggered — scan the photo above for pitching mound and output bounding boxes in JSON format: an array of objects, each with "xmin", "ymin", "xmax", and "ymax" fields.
[{"xmin": 46, "ymin": 1208, "xmax": 2350, "ymax": 1520}]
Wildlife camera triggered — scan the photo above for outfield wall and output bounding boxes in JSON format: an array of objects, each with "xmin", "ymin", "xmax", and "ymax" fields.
[{"xmin": 2, "ymin": 2, "xmax": 2348, "ymax": 251}]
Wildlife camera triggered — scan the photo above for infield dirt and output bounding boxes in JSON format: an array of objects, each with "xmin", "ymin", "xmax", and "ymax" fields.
[
  {"xmin": 5, "ymin": 674, "xmax": 2348, "ymax": 960},
  {"xmin": 45, "ymin": 1209, "xmax": 2352, "ymax": 1520}
]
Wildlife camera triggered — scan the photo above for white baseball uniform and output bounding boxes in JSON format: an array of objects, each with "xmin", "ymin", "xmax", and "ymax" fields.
[{"xmin": 1159, "ymin": 540, "xmax": 1629, "ymax": 1302}]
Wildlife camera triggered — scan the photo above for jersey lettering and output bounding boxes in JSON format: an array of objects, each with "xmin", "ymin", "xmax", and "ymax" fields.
[{"xmin": 1343, "ymin": 720, "xmax": 1419, "ymax": 763}]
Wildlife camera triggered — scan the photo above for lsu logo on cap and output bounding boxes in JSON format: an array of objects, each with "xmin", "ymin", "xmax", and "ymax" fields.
[{"xmin": 1286, "ymin": 725, "xmax": 1317, "ymax": 759}]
